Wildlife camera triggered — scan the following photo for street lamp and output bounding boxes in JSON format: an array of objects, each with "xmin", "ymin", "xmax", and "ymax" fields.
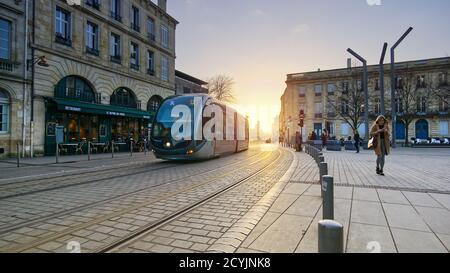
[
  {"xmin": 390, "ymin": 27, "xmax": 413, "ymax": 149},
  {"xmin": 347, "ymin": 48, "xmax": 369, "ymax": 139},
  {"xmin": 379, "ymin": 43, "xmax": 388, "ymax": 115},
  {"xmin": 27, "ymin": 56, "xmax": 49, "ymax": 70}
]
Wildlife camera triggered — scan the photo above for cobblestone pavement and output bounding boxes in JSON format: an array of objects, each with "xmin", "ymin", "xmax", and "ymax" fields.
[
  {"xmin": 236, "ymin": 148, "xmax": 450, "ymax": 253},
  {"xmin": 111, "ymin": 147, "xmax": 293, "ymax": 253},
  {"xmin": 0, "ymin": 144, "xmax": 289, "ymax": 253},
  {"xmin": 322, "ymin": 148, "xmax": 450, "ymax": 193}
]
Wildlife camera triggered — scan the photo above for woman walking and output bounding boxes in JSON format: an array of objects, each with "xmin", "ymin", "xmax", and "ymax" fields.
[{"xmin": 370, "ymin": 115, "xmax": 390, "ymax": 176}]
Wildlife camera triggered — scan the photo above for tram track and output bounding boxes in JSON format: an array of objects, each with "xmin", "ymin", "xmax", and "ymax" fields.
[
  {"xmin": 100, "ymin": 149, "xmax": 283, "ymax": 253},
  {"xmin": 0, "ymin": 150, "xmax": 261, "ymax": 200},
  {"xmin": 0, "ymin": 150, "xmax": 269, "ymax": 248}
]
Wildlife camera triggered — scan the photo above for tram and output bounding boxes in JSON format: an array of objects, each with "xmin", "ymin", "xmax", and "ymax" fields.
[{"xmin": 151, "ymin": 95, "xmax": 249, "ymax": 161}]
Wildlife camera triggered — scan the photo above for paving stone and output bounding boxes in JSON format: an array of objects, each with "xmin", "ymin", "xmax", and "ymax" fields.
[
  {"xmin": 391, "ymin": 228, "xmax": 447, "ymax": 253},
  {"xmin": 346, "ymin": 223, "xmax": 396, "ymax": 253},
  {"xmin": 383, "ymin": 203, "xmax": 430, "ymax": 232},
  {"xmin": 351, "ymin": 200, "xmax": 388, "ymax": 227}
]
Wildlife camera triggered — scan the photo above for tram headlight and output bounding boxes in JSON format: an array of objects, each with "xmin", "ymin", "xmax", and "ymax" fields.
[
  {"xmin": 165, "ymin": 142, "xmax": 172, "ymax": 148},
  {"xmin": 187, "ymin": 149, "xmax": 194, "ymax": 155}
]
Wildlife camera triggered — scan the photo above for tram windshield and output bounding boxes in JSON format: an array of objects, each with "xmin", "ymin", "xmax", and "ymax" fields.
[{"xmin": 152, "ymin": 96, "xmax": 197, "ymax": 139}]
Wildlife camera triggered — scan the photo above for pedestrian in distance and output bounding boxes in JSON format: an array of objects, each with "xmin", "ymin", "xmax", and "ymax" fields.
[
  {"xmin": 321, "ymin": 131, "xmax": 328, "ymax": 149},
  {"xmin": 354, "ymin": 130, "xmax": 360, "ymax": 153},
  {"xmin": 369, "ymin": 115, "xmax": 391, "ymax": 176}
]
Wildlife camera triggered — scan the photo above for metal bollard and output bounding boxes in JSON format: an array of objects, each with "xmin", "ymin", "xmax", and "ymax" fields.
[
  {"xmin": 88, "ymin": 141, "xmax": 91, "ymax": 161},
  {"xmin": 111, "ymin": 141, "xmax": 115, "ymax": 158},
  {"xmin": 319, "ymin": 162, "xmax": 328, "ymax": 198},
  {"xmin": 17, "ymin": 143, "xmax": 20, "ymax": 168},
  {"xmin": 130, "ymin": 141, "xmax": 133, "ymax": 157},
  {"xmin": 144, "ymin": 140, "xmax": 148, "ymax": 155},
  {"xmin": 318, "ymin": 220, "xmax": 344, "ymax": 253},
  {"xmin": 322, "ymin": 175, "xmax": 334, "ymax": 220},
  {"xmin": 56, "ymin": 142, "xmax": 59, "ymax": 164}
]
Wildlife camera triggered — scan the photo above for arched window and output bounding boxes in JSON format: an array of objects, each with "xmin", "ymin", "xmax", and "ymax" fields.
[
  {"xmin": 55, "ymin": 76, "xmax": 96, "ymax": 103},
  {"xmin": 0, "ymin": 89, "xmax": 9, "ymax": 133},
  {"xmin": 147, "ymin": 95, "xmax": 163, "ymax": 112},
  {"xmin": 111, "ymin": 88, "xmax": 137, "ymax": 109}
]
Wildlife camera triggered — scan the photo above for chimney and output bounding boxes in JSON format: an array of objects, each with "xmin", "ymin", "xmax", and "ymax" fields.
[
  {"xmin": 347, "ymin": 58, "xmax": 352, "ymax": 69},
  {"xmin": 158, "ymin": 0, "xmax": 167, "ymax": 12}
]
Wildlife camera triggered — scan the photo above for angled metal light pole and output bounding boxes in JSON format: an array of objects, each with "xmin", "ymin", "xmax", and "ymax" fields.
[
  {"xmin": 379, "ymin": 43, "xmax": 388, "ymax": 115},
  {"xmin": 347, "ymin": 48, "xmax": 369, "ymax": 139},
  {"xmin": 390, "ymin": 27, "xmax": 413, "ymax": 148}
]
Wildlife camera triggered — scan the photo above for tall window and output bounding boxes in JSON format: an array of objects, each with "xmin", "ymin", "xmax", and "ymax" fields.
[
  {"xmin": 111, "ymin": 0, "xmax": 121, "ymax": 21},
  {"xmin": 341, "ymin": 123, "xmax": 350, "ymax": 137},
  {"xmin": 147, "ymin": 17, "xmax": 155, "ymax": 41},
  {"xmin": 86, "ymin": 0, "xmax": 100, "ymax": 10},
  {"xmin": 161, "ymin": 55, "xmax": 169, "ymax": 81},
  {"xmin": 395, "ymin": 98, "xmax": 403, "ymax": 114},
  {"xmin": 439, "ymin": 73, "xmax": 448, "ymax": 86},
  {"xmin": 417, "ymin": 75, "xmax": 426, "ymax": 88},
  {"xmin": 0, "ymin": 19, "xmax": 10, "ymax": 60},
  {"xmin": 111, "ymin": 88, "xmax": 137, "ymax": 108},
  {"xmin": 374, "ymin": 78, "xmax": 380, "ymax": 90},
  {"xmin": 130, "ymin": 42, "xmax": 139, "ymax": 70},
  {"xmin": 341, "ymin": 99, "xmax": 349, "ymax": 114},
  {"xmin": 55, "ymin": 7, "xmax": 71, "ymax": 45},
  {"xmin": 327, "ymin": 83, "xmax": 335, "ymax": 95},
  {"xmin": 160, "ymin": 25, "xmax": 169, "ymax": 48},
  {"xmin": 342, "ymin": 81, "xmax": 349, "ymax": 92},
  {"xmin": 298, "ymin": 86, "xmax": 306, "ymax": 97},
  {"xmin": 315, "ymin": 102, "xmax": 322, "ymax": 118},
  {"xmin": 0, "ymin": 89, "xmax": 9, "ymax": 133},
  {"xmin": 396, "ymin": 77, "xmax": 404, "ymax": 89},
  {"xmin": 439, "ymin": 97, "xmax": 449, "ymax": 112},
  {"xmin": 314, "ymin": 84, "xmax": 322, "ymax": 96},
  {"xmin": 131, "ymin": 6, "xmax": 140, "ymax": 32},
  {"xmin": 86, "ymin": 21, "xmax": 99, "ymax": 55},
  {"xmin": 417, "ymin": 97, "xmax": 427, "ymax": 113},
  {"xmin": 109, "ymin": 33, "xmax": 121, "ymax": 63},
  {"xmin": 147, "ymin": 50, "xmax": 154, "ymax": 75},
  {"xmin": 374, "ymin": 98, "xmax": 381, "ymax": 114},
  {"xmin": 357, "ymin": 80, "xmax": 363, "ymax": 91},
  {"xmin": 148, "ymin": 95, "xmax": 163, "ymax": 112},
  {"xmin": 55, "ymin": 76, "xmax": 96, "ymax": 103}
]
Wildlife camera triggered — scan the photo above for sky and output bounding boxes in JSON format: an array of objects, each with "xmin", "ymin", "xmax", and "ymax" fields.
[{"xmin": 166, "ymin": 0, "xmax": 450, "ymax": 133}]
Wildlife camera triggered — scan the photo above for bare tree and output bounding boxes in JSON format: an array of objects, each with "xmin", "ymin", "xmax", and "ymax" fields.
[
  {"xmin": 327, "ymin": 68, "xmax": 365, "ymax": 135},
  {"xmin": 206, "ymin": 75, "xmax": 236, "ymax": 103},
  {"xmin": 395, "ymin": 65, "xmax": 431, "ymax": 146},
  {"xmin": 429, "ymin": 73, "xmax": 450, "ymax": 112}
]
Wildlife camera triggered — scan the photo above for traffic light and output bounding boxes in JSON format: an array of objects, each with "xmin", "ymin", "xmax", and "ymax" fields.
[{"xmin": 299, "ymin": 119, "xmax": 304, "ymax": 128}]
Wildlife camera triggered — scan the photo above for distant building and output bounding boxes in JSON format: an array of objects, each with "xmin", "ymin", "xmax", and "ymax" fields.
[
  {"xmin": 280, "ymin": 57, "xmax": 450, "ymax": 144},
  {"xmin": 175, "ymin": 70, "xmax": 208, "ymax": 95}
]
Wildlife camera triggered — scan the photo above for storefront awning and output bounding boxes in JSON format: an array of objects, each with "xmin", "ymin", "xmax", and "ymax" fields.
[{"xmin": 46, "ymin": 97, "xmax": 155, "ymax": 120}]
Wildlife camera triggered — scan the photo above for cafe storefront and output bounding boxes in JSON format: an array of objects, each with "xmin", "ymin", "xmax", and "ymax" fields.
[{"xmin": 44, "ymin": 76, "xmax": 155, "ymax": 156}]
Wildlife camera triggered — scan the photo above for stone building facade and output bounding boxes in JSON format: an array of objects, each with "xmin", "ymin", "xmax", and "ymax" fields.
[
  {"xmin": 0, "ymin": 0, "xmax": 32, "ymax": 158},
  {"xmin": 280, "ymin": 57, "xmax": 450, "ymax": 145},
  {"xmin": 0, "ymin": 0, "xmax": 179, "ymax": 157},
  {"xmin": 175, "ymin": 70, "xmax": 208, "ymax": 95}
]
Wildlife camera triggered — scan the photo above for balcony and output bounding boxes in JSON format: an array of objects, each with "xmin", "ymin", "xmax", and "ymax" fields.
[
  {"xmin": 315, "ymin": 93, "xmax": 322, "ymax": 97},
  {"xmin": 55, "ymin": 33, "xmax": 72, "ymax": 47},
  {"xmin": 315, "ymin": 113, "xmax": 323, "ymax": 119},
  {"xmin": 148, "ymin": 33, "xmax": 156, "ymax": 42},
  {"xmin": 110, "ymin": 55, "xmax": 121, "ymax": 64},
  {"xmin": 61, "ymin": 88, "xmax": 101, "ymax": 104},
  {"xmin": 131, "ymin": 23, "xmax": 140, "ymax": 33},
  {"xmin": 85, "ymin": 0, "xmax": 100, "ymax": 10},
  {"xmin": 0, "ymin": 59, "xmax": 13, "ymax": 72},
  {"xmin": 111, "ymin": 12, "xmax": 122, "ymax": 22},
  {"xmin": 86, "ymin": 47, "xmax": 99, "ymax": 56},
  {"xmin": 147, "ymin": 68, "xmax": 155, "ymax": 76}
]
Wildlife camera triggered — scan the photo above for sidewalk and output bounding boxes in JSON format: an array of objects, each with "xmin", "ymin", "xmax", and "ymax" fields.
[
  {"xmin": 0, "ymin": 152, "xmax": 158, "ymax": 182},
  {"xmin": 236, "ymin": 150, "xmax": 450, "ymax": 253}
]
